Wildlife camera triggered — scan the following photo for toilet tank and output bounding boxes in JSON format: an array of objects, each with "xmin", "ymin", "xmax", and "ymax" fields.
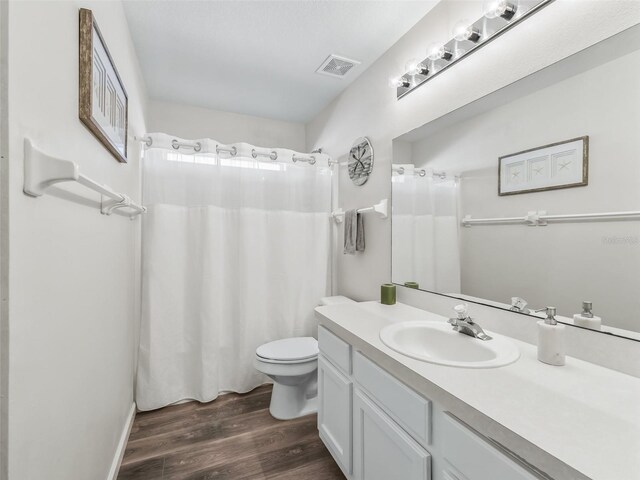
[{"xmin": 319, "ymin": 295, "xmax": 355, "ymax": 306}]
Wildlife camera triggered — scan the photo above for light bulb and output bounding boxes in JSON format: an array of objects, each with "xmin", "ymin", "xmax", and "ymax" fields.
[
  {"xmin": 482, "ymin": 1, "xmax": 500, "ymax": 18},
  {"xmin": 404, "ymin": 59, "xmax": 419, "ymax": 75},
  {"xmin": 483, "ymin": 0, "xmax": 517, "ymax": 20},
  {"xmin": 426, "ymin": 43, "xmax": 442, "ymax": 61},
  {"xmin": 405, "ymin": 58, "xmax": 429, "ymax": 76},
  {"xmin": 453, "ymin": 20, "xmax": 481, "ymax": 43},
  {"xmin": 388, "ymin": 76, "xmax": 410, "ymax": 89},
  {"xmin": 426, "ymin": 42, "xmax": 453, "ymax": 62}
]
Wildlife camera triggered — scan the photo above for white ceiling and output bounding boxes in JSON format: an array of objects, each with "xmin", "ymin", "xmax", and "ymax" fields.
[{"xmin": 122, "ymin": 1, "xmax": 439, "ymax": 123}]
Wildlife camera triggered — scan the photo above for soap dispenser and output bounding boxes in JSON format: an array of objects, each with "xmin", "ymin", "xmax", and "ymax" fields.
[
  {"xmin": 573, "ymin": 301, "xmax": 602, "ymax": 330},
  {"xmin": 536, "ymin": 307, "xmax": 565, "ymax": 366}
]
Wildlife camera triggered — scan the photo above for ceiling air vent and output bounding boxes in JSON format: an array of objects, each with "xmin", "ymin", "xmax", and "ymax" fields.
[{"xmin": 316, "ymin": 54, "xmax": 361, "ymax": 79}]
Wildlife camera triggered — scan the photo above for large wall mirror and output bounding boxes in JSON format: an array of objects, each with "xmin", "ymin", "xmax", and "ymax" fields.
[{"xmin": 392, "ymin": 25, "xmax": 640, "ymax": 341}]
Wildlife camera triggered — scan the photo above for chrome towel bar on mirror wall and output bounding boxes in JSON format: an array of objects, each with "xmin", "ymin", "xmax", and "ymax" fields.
[
  {"xmin": 332, "ymin": 199, "xmax": 388, "ymax": 223},
  {"xmin": 23, "ymin": 139, "xmax": 147, "ymax": 219}
]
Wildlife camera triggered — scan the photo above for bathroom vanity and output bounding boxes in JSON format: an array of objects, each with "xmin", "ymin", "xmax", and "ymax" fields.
[{"xmin": 315, "ymin": 301, "xmax": 640, "ymax": 480}]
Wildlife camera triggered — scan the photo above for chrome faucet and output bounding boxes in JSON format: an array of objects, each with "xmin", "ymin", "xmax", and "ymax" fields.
[
  {"xmin": 510, "ymin": 297, "xmax": 530, "ymax": 314},
  {"xmin": 448, "ymin": 304, "xmax": 492, "ymax": 341}
]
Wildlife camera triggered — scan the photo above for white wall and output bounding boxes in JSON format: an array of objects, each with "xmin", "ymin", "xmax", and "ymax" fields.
[
  {"xmin": 7, "ymin": 1, "xmax": 147, "ymax": 479},
  {"xmin": 306, "ymin": 0, "xmax": 640, "ymax": 304},
  {"xmin": 407, "ymin": 47, "xmax": 640, "ymax": 331},
  {"xmin": 0, "ymin": 0, "xmax": 8, "ymax": 477},
  {"xmin": 148, "ymin": 99, "xmax": 306, "ymax": 151}
]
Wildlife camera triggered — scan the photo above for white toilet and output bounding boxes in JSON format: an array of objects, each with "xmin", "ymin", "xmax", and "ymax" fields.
[{"xmin": 254, "ymin": 295, "xmax": 355, "ymax": 420}]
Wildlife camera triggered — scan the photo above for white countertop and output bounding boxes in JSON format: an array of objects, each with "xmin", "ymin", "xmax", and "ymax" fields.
[{"xmin": 316, "ymin": 301, "xmax": 640, "ymax": 480}]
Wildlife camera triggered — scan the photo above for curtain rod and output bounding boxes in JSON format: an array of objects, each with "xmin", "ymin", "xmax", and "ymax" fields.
[{"xmin": 138, "ymin": 133, "xmax": 334, "ymax": 167}]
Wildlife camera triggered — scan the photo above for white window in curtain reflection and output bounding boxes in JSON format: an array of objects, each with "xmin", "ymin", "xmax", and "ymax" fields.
[{"xmin": 164, "ymin": 152, "xmax": 286, "ymax": 171}]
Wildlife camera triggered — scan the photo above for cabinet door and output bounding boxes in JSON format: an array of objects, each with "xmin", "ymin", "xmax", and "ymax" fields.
[
  {"xmin": 353, "ymin": 389, "xmax": 431, "ymax": 480},
  {"xmin": 318, "ymin": 355, "xmax": 353, "ymax": 476}
]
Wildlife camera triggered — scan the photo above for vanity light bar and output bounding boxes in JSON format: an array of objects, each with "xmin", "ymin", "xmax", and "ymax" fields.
[{"xmin": 392, "ymin": 0, "xmax": 554, "ymax": 100}]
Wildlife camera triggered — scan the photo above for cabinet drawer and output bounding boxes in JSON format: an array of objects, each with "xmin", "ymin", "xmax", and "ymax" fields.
[
  {"xmin": 441, "ymin": 414, "xmax": 539, "ymax": 480},
  {"xmin": 318, "ymin": 326, "xmax": 352, "ymax": 375},
  {"xmin": 353, "ymin": 352, "xmax": 431, "ymax": 447}
]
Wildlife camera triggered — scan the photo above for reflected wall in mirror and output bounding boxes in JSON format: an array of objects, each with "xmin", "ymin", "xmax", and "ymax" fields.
[{"xmin": 392, "ymin": 25, "xmax": 640, "ymax": 340}]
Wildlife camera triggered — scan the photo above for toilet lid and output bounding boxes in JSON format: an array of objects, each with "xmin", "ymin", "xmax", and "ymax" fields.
[{"xmin": 256, "ymin": 337, "xmax": 318, "ymax": 362}]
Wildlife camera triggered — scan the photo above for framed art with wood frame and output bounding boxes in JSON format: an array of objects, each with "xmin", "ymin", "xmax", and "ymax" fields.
[
  {"xmin": 498, "ymin": 136, "xmax": 588, "ymax": 196},
  {"xmin": 79, "ymin": 8, "xmax": 128, "ymax": 163}
]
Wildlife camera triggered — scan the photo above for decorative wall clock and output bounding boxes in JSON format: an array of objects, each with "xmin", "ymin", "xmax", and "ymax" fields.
[{"xmin": 348, "ymin": 137, "xmax": 374, "ymax": 186}]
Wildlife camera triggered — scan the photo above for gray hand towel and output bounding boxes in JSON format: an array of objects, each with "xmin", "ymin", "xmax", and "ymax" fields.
[
  {"xmin": 343, "ymin": 209, "xmax": 357, "ymax": 255},
  {"xmin": 344, "ymin": 209, "xmax": 366, "ymax": 255},
  {"xmin": 356, "ymin": 212, "xmax": 365, "ymax": 252}
]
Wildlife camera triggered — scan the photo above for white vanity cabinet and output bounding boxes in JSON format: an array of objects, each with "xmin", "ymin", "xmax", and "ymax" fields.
[{"xmin": 318, "ymin": 326, "xmax": 541, "ymax": 480}]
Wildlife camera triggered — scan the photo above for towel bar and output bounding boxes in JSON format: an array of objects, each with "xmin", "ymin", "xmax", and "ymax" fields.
[
  {"xmin": 331, "ymin": 199, "xmax": 388, "ymax": 223},
  {"xmin": 23, "ymin": 139, "xmax": 146, "ymax": 218}
]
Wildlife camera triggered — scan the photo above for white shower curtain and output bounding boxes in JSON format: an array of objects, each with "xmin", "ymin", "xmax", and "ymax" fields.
[
  {"xmin": 392, "ymin": 166, "xmax": 461, "ymax": 294},
  {"xmin": 137, "ymin": 144, "xmax": 332, "ymax": 411}
]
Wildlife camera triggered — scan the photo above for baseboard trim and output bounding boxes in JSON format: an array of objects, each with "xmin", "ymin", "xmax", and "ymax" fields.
[{"xmin": 107, "ymin": 402, "xmax": 136, "ymax": 480}]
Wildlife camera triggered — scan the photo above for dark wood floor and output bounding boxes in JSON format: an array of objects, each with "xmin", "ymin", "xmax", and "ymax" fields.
[{"xmin": 117, "ymin": 384, "xmax": 345, "ymax": 480}]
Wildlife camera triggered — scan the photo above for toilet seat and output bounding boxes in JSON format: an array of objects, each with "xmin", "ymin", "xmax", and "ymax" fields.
[{"xmin": 256, "ymin": 337, "xmax": 318, "ymax": 364}]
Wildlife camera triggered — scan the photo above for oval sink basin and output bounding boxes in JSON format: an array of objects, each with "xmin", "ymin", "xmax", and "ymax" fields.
[{"xmin": 380, "ymin": 321, "xmax": 520, "ymax": 368}]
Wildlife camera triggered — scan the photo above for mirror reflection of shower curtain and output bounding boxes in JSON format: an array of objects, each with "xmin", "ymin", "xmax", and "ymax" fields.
[
  {"xmin": 392, "ymin": 166, "xmax": 461, "ymax": 293},
  {"xmin": 137, "ymin": 149, "xmax": 332, "ymax": 411}
]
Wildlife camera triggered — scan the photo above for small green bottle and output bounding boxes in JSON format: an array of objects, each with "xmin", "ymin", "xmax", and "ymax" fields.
[{"xmin": 381, "ymin": 284, "xmax": 396, "ymax": 305}]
